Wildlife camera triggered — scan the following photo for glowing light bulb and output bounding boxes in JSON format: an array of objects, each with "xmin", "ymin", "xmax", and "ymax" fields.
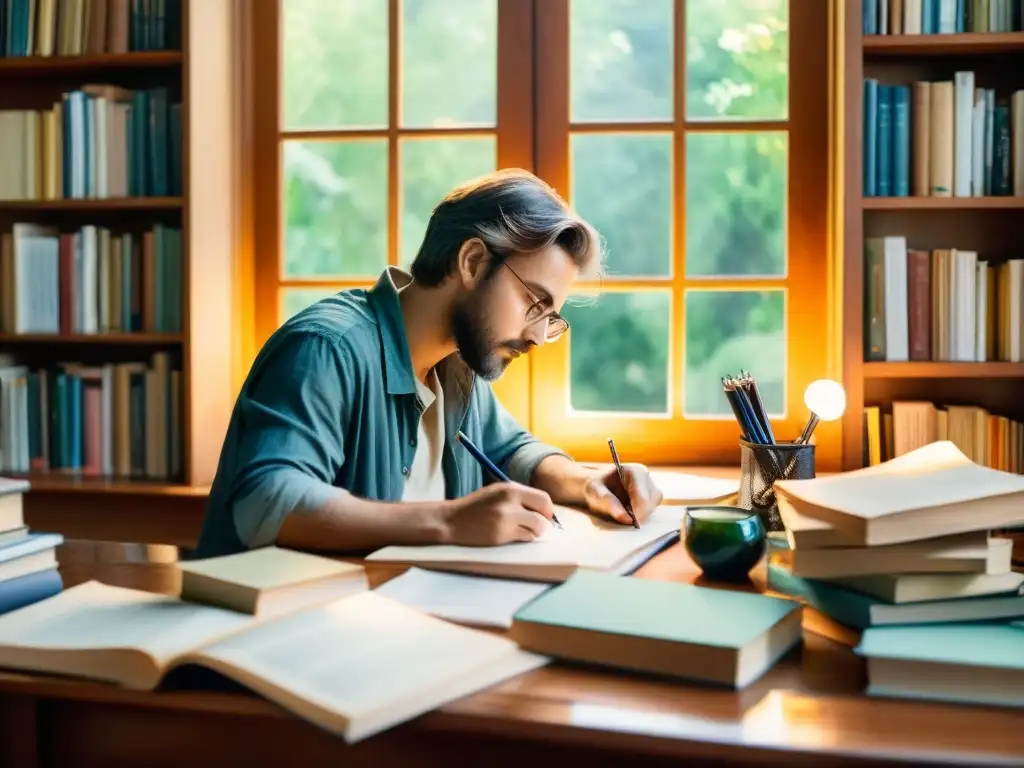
[
  {"xmin": 804, "ymin": 379, "xmax": 847, "ymax": 422},
  {"xmin": 797, "ymin": 379, "xmax": 846, "ymax": 444}
]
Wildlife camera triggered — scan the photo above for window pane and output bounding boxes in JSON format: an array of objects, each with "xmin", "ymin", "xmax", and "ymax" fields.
[
  {"xmin": 282, "ymin": 0, "xmax": 388, "ymax": 129},
  {"xmin": 571, "ymin": 133, "xmax": 672, "ymax": 277},
  {"xmin": 400, "ymin": 137, "xmax": 497, "ymax": 266},
  {"xmin": 283, "ymin": 139, "xmax": 388, "ymax": 278},
  {"xmin": 570, "ymin": 0, "xmax": 674, "ymax": 123},
  {"xmin": 685, "ymin": 132, "xmax": 786, "ymax": 278},
  {"xmin": 280, "ymin": 287, "xmax": 342, "ymax": 323},
  {"xmin": 401, "ymin": 0, "xmax": 497, "ymax": 128},
  {"xmin": 686, "ymin": 0, "xmax": 788, "ymax": 121},
  {"xmin": 684, "ymin": 290, "xmax": 785, "ymax": 418},
  {"xmin": 564, "ymin": 292, "xmax": 670, "ymax": 414}
]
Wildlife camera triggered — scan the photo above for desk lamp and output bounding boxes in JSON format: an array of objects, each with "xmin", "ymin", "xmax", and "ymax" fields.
[{"xmin": 797, "ymin": 379, "xmax": 846, "ymax": 444}]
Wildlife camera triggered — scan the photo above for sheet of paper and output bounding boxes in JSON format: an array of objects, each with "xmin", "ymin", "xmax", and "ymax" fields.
[
  {"xmin": 373, "ymin": 567, "xmax": 551, "ymax": 629},
  {"xmin": 366, "ymin": 505, "xmax": 686, "ymax": 573},
  {"xmin": 650, "ymin": 471, "xmax": 738, "ymax": 504}
]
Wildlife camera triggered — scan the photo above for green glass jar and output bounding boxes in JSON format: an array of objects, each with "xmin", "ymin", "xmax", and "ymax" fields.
[{"xmin": 683, "ymin": 506, "xmax": 766, "ymax": 582}]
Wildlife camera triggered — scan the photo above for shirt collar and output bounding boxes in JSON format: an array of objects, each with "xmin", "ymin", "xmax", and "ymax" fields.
[{"xmin": 366, "ymin": 267, "xmax": 475, "ymax": 403}]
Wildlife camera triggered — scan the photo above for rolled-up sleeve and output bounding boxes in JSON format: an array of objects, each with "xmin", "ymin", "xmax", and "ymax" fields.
[
  {"xmin": 229, "ymin": 330, "xmax": 351, "ymax": 548},
  {"xmin": 476, "ymin": 381, "xmax": 570, "ymax": 486}
]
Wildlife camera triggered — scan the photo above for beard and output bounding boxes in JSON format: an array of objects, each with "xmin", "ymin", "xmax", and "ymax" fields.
[{"xmin": 451, "ymin": 285, "xmax": 530, "ymax": 381}]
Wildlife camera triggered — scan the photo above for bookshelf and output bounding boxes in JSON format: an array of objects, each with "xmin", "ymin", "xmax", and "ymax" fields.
[
  {"xmin": 842, "ymin": 1, "xmax": 1024, "ymax": 470},
  {"xmin": 0, "ymin": 0, "xmax": 237, "ymax": 515}
]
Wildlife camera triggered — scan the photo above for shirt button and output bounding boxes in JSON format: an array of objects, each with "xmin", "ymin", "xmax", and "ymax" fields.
[
  {"xmin": 402, "ymin": 466, "xmax": 410, "ymax": 475},
  {"xmin": 409, "ymin": 438, "xmax": 416, "ymax": 447}
]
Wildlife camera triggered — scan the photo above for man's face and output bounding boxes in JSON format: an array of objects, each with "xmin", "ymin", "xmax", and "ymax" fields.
[{"xmin": 452, "ymin": 245, "xmax": 578, "ymax": 380}]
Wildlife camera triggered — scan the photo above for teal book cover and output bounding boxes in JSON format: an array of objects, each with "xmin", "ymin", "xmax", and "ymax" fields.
[
  {"xmin": 513, "ymin": 570, "xmax": 799, "ymax": 649},
  {"xmin": 856, "ymin": 623, "xmax": 1024, "ymax": 671}
]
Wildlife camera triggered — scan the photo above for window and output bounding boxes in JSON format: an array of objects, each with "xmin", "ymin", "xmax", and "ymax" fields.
[
  {"xmin": 251, "ymin": 0, "xmax": 829, "ymax": 465},
  {"xmin": 253, "ymin": 0, "xmax": 532, "ymax": 324}
]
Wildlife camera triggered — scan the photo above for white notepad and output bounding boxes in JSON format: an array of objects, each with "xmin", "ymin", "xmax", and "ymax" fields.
[{"xmin": 366, "ymin": 505, "xmax": 685, "ymax": 582}]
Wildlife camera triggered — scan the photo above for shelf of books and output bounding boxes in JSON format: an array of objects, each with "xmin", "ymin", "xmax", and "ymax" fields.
[
  {"xmin": 0, "ymin": 0, "xmax": 236, "ymax": 511},
  {"xmin": 843, "ymin": 0, "xmax": 1024, "ymax": 472}
]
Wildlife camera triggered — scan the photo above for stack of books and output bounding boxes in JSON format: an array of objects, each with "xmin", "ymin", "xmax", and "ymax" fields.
[
  {"xmin": 0, "ymin": 478, "xmax": 64, "ymax": 615},
  {"xmin": 769, "ymin": 440, "xmax": 1024, "ymax": 707}
]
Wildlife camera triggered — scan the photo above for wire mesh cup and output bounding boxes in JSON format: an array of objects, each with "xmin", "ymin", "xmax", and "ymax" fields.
[{"xmin": 737, "ymin": 440, "xmax": 816, "ymax": 532}]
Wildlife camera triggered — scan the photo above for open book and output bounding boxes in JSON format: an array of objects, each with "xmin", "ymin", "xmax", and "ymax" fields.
[
  {"xmin": 366, "ymin": 505, "xmax": 684, "ymax": 582},
  {"xmin": 0, "ymin": 580, "xmax": 548, "ymax": 743}
]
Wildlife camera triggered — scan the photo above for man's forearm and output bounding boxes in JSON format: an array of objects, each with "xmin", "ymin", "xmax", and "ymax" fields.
[
  {"xmin": 529, "ymin": 454, "xmax": 600, "ymax": 506},
  {"xmin": 276, "ymin": 489, "xmax": 450, "ymax": 552}
]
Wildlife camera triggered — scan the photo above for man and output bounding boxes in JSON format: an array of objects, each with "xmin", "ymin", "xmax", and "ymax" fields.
[{"xmin": 195, "ymin": 169, "xmax": 664, "ymax": 558}]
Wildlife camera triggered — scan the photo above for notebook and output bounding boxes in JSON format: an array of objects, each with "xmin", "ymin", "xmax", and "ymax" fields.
[
  {"xmin": 774, "ymin": 441, "xmax": 1024, "ymax": 546},
  {"xmin": 856, "ymin": 622, "xmax": 1024, "ymax": 708},
  {"xmin": 366, "ymin": 505, "xmax": 684, "ymax": 582},
  {"xmin": 0, "ymin": 581, "xmax": 548, "ymax": 743},
  {"xmin": 509, "ymin": 571, "xmax": 802, "ymax": 689}
]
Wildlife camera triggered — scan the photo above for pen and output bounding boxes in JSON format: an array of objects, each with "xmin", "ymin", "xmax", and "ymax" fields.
[
  {"xmin": 455, "ymin": 430, "xmax": 562, "ymax": 529},
  {"xmin": 607, "ymin": 438, "xmax": 640, "ymax": 529}
]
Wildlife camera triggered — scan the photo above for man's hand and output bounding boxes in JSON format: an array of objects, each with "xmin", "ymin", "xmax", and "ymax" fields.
[
  {"xmin": 583, "ymin": 463, "xmax": 663, "ymax": 526},
  {"xmin": 440, "ymin": 483, "xmax": 555, "ymax": 546}
]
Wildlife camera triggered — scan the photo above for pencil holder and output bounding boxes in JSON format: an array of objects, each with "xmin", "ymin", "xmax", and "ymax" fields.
[{"xmin": 737, "ymin": 440, "xmax": 816, "ymax": 532}]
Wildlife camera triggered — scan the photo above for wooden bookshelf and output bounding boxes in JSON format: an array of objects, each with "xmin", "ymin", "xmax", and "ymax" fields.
[
  {"xmin": 4, "ymin": 474, "xmax": 206, "ymax": 495},
  {"xmin": 0, "ymin": 51, "xmax": 182, "ymax": 76},
  {"xmin": 0, "ymin": 0, "xmax": 237, "ymax": 508},
  {"xmin": 0, "ymin": 334, "xmax": 182, "ymax": 345},
  {"xmin": 842, "ymin": 2, "xmax": 1024, "ymax": 470},
  {"xmin": 863, "ymin": 196, "xmax": 1024, "ymax": 209},
  {"xmin": 863, "ymin": 362, "xmax": 1024, "ymax": 379},
  {"xmin": 864, "ymin": 32, "xmax": 1024, "ymax": 55},
  {"xmin": 0, "ymin": 198, "xmax": 183, "ymax": 212}
]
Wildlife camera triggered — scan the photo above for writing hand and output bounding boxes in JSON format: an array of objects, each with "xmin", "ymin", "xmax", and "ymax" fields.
[
  {"xmin": 442, "ymin": 483, "xmax": 554, "ymax": 546},
  {"xmin": 583, "ymin": 464, "xmax": 663, "ymax": 526}
]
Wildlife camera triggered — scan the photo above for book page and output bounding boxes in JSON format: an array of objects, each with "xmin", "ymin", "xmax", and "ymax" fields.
[
  {"xmin": 775, "ymin": 440, "xmax": 1024, "ymax": 518},
  {"xmin": 0, "ymin": 581, "xmax": 254, "ymax": 687},
  {"xmin": 373, "ymin": 567, "xmax": 551, "ymax": 629},
  {"xmin": 366, "ymin": 505, "xmax": 685, "ymax": 571},
  {"xmin": 183, "ymin": 592, "xmax": 548, "ymax": 742}
]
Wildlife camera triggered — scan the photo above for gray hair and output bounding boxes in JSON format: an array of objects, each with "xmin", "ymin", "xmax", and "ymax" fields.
[{"xmin": 409, "ymin": 168, "xmax": 604, "ymax": 286}]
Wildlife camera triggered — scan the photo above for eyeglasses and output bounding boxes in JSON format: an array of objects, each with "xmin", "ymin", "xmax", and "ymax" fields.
[{"xmin": 502, "ymin": 262, "xmax": 569, "ymax": 341}]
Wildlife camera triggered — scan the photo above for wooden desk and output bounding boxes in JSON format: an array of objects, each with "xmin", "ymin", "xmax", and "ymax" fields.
[{"xmin": 1, "ymin": 541, "xmax": 1022, "ymax": 767}]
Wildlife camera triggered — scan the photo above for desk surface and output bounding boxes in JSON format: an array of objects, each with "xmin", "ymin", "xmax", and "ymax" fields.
[{"xmin": 1, "ymin": 539, "xmax": 1023, "ymax": 766}]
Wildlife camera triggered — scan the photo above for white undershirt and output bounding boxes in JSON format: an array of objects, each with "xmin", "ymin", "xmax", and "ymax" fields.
[{"xmin": 401, "ymin": 368, "xmax": 447, "ymax": 502}]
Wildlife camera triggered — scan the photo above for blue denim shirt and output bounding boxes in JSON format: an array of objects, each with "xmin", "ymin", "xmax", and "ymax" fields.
[{"xmin": 195, "ymin": 267, "xmax": 568, "ymax": 557}]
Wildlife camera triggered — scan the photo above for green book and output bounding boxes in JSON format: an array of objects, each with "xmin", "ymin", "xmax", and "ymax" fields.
[
  {"xmin": 509, "ymin": 571, "xmax": 801, "ymax": 689},
  {"xmin": 856, "ymin": 623, "xmax": 1024, "ymax": 708},
  {"xmin": 768, "ymin": 563, "xmax": 1024, "ymax": 629}
]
